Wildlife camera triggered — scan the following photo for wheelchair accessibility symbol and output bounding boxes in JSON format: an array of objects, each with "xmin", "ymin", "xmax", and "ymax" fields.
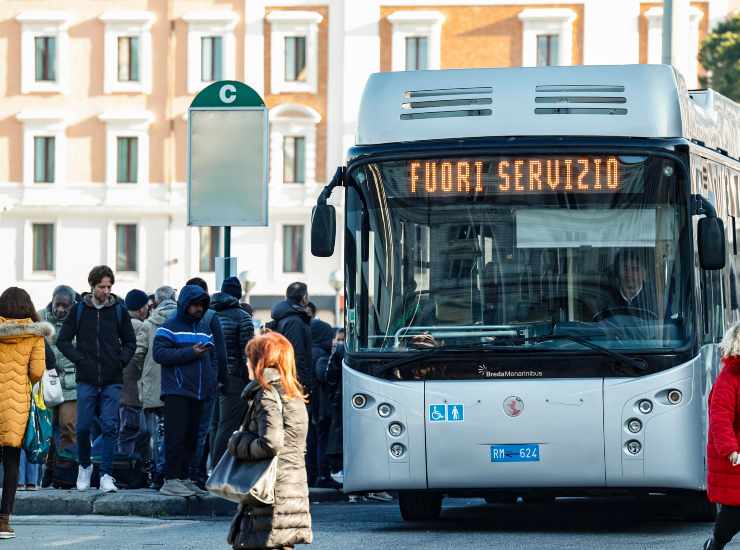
[{"xmin": 429, "ymin": 404, "xmax": 446, "ymax": 422}]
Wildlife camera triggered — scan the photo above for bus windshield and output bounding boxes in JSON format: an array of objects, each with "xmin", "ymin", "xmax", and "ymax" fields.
[{"xmin": 345, "ymin": 153, "xmax": 692, "ymax": 353}]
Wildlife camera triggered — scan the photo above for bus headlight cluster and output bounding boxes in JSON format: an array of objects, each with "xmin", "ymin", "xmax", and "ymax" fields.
[
  {"xmin": 352, "ymin": 394, "xmax": 368, "ymax": 409},
  {"xmin": 627, "ymin": 418, "xmax": 642, "ymax": 434},
  {"xmin": 626, "ymin": 440, "xmax": 642, "ymax": 455},
  {"xmin": 637, "ymin": 399, "xmax": 653, "ymax": 414},
  {"xmin": 378, "ymin": 403, "xmax": 394, "ymax": 418},
  {"xmin": 667, "ymin": 389, "xmax": 683, "ymax": 405},
  {"xmin": 390, "ymin": 443, "xmax": 406, "ymax": 458},
  {"xmin": 388, "ymin": 422, "xmax": 404, "ymax": 437}
]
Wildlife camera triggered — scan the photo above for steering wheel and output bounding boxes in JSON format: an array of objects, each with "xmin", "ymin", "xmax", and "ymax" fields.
[{"xmin": 592, "ymin": 306, "xmax": 658, "ymax": 323}]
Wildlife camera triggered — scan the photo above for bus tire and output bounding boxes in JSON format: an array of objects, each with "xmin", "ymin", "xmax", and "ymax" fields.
[
  {"xmin": 682, "ymin": 492, "xmax": 718, "ymax": 522},
  {"xmin": 398, "ymin": 491, "xmax": 442, "ymax": 521}
]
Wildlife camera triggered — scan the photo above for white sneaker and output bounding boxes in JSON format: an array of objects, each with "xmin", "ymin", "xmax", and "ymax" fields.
[
  {"xmin": 159, "ymin": 479, "xmax": 196, "ymax": 498},
  {"xmin": 181, "ymin": 479, "xmax": 209, "ymax": 497},
  {"xmin": 76, "ymin": 465, "xmax": 93, "ymax": 491},
  {"xmin": 99, "ymin": 474, "xmax": 118, "ymax": 493}
]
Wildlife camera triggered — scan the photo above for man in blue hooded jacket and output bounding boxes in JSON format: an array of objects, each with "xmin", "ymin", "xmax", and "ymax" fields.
[{"xmin": 152, "ymin": 285, "xmax": 227, "ymax": 497}]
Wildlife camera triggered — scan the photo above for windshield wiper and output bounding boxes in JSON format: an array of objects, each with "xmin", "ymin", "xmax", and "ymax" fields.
[{"xmin": 523, "ymin": 334, "xmax": 648, "ymax": 372}]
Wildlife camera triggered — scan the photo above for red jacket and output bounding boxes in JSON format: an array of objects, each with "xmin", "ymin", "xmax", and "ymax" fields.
[{"xmin": 708, "ymin": 356, "xmax": 740, "ymax": 505}]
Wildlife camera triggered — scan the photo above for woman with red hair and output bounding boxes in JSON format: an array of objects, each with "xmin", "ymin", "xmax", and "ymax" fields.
[
  {"xmin": 706, "ymin": 324, "xmax": 740, "ymax": 550},
  {"xmin": 227, "ymin": 332, "xmax": 312, "ymax": 549}
]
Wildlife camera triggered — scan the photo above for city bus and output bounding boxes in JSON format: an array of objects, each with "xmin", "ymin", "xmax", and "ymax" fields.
[{"xmin": 311, "ymin": 65, "xmax": 740, "ymax": 521}]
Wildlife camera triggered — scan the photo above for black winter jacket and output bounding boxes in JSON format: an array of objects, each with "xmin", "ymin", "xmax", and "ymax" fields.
[
  {"xmin": 210, "ymin": 292, "xmax": 254, "ymax": 384},
  {"xmin": 57, "ymin": 293, "xmax": 136, "ymax": 387},
  {"xmin": 270, "ymin": 299, "xmax": 313, "ymax": 389}
]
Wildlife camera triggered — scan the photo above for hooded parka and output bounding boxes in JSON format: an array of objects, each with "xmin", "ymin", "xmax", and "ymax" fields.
[
  {"xmin": 0, "ymin": 318, "xmax": 52, "ymax": 447},
  {"xmin": 270, "ymin": 300, "xmax": 313, "ymax": 390},
  {"xmin": 708, "ymin": 354, "xmax": 740, "ymax": 505},
  {"xmin": 227, "ymin": 369, "xmax": 312, "ymax": 549}
]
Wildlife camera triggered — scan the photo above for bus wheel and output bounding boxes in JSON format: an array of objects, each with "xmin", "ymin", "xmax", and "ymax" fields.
[
  {"xmin": 681, "ymin": 492, "xmax": 718, "ymax": 522},
  {"xmin": 399, "ymin": 491, "xmax": 442, "ymax": 521}
]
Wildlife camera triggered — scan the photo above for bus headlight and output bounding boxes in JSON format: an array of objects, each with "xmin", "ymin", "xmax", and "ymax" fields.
[
  {"xmin": 626, "ymin": 440, "xmax": 642, "ymax": 455},
  {"xmin": 667, "ymin": 389, "xmax": 682, "ymax": 405},
  {"xmin": 378, "ymin": 403, "xmax": 394, "ymax": 418},
  {"xmin": 352, "ymin": 394, "xmax": 368, "ymax": 409},
  {"xmin": 627, "ymin": 418, "xmax": 642, "ymax": 434},
  {"xmin": 637, "ymin": 399, "xmax": 653, "ymax": 414},
  {"xmin": 390, "ymin": 443, "xmax": 405, "ymax": 458},
  {"xmin": 388, "ymin": 422, "xmax": 404, "ymax": 437}
]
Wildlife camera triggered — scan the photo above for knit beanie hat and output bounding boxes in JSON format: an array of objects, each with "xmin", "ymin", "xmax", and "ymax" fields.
[
  {"xmin": 221, "ymin": 277, "xmax": 242, "ymax": 300},
  {"xmin": 125, "ymin": 289, "xmax": 149, "ymax": 311}
]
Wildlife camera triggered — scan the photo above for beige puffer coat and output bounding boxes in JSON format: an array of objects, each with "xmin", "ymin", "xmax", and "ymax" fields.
[
  {"xmin": 227, "ymin": 368, "xmax": 313, "ymax": 549},
  {"xmin": 0, "ymin": 318, "xmax": 52, "ymax": 447}
]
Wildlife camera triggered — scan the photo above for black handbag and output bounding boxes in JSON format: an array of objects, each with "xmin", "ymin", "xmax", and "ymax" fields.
[{"xmin": 206, "ymin": 388, "xmax": 283, "ymax": 505}]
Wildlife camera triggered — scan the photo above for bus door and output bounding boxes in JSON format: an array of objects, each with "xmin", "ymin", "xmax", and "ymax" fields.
[{"xmin": 425, "ymin": 379, "xmax": 606, "ymax": 488}]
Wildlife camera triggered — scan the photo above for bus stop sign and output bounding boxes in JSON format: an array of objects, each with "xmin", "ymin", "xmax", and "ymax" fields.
[{"xmin": 188, "ymin": 81, "xmax": 268, "ymax": 227}]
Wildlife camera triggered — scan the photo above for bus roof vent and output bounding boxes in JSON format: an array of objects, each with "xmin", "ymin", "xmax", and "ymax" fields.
[
  {"xmin": 400, "ymin": 86, "xmax": 493, "ymax": 120},
  {"xmin": 534, "ymin": 84, "xmax": 628, "ymax": 115}
]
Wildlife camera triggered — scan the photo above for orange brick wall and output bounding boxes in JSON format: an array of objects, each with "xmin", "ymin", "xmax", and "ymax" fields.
[
  {"xmin": 380, "ymin": 4, "xmax": 584, "ymax": 71},
  {"xmin": 264, "ymin": 5, "xmax": 329, "ymax": 183},
  {"xmin": 638, "ymin": 2, "xmax": 710, "ymax": 74}
]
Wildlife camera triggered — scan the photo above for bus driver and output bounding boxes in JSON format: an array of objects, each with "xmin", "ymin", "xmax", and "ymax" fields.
[{"xmin": 594, "ymin": 249, "xmax": 657, "ymax": 322}]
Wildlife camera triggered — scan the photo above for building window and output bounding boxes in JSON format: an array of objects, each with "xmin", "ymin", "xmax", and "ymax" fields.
[
  {"xmin": 536, "ymin": 34, "xmax": 559, "ymax": 66},
  {"xmin": 33, "ymin": 136, "xmax": 55, "ymax": 183},
  {"xmin": 117, "ymin": 137, "xmax": 138, "ymax": 183},
  {"xmin": 183, "ymin": 11, "xmax": 238, "ymax": 93},
  {"xmin": 283, "ymin": 225, "xmax": 304, "ymax": 273},
  {"xmin": 388, "ymin": 11, "xmax": 444, "ymax": 72},
  {"xmin": 267, "ymin": 11, "xmax": 322, "ymax": 94},
  {"xmin": 200, "ymin": 36, "xmax": 223, "ymax": 82},
  {"xmin": 34, "ymin": 37, "xmax": 56, "ymax": 81},
  {"xmin": 116, "ymin": 224, "xmax": 137, "ymax": 272},
  {"xmin": 199, "ymin": 227, "xmax": 221, "ymax": 272},
  {"xmin": 405, "ymin": 37, "xmax": 428, "ymax": 70},
  {"xmin": 283, "ymin": 136, "xmax": 305, "ymax": 184},
  {"xmin": 32, "ymin": 224, "xmax": 54, "ymax": 272},
  {"xmin": 284, "ymin": 36, "xmax": 306, "ymax": 82},
  {"xmin": 518, "ymin": 8, "xmax": 576, "ymax": 68},
  {"xmin": 117, "ymin": 37, "xmax": 140, "ymax": 82}
]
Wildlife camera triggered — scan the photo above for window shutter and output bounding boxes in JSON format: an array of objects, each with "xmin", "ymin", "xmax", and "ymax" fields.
[
  {"xmin": 47, "ymin": 37, "xmax": 57, "ymax": 81},
  {"xmin": 213, "ymin": 37, "xmax": 223, "ymax": 81},
  {"xmin": 130, "ymin": 37, "xmax": 140, "ymax": 81}
]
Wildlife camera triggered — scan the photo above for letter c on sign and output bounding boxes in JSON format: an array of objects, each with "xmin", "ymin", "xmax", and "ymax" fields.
[{"xmin": 219, "ymin": 84, "xmax": 237, "ymax": 104}]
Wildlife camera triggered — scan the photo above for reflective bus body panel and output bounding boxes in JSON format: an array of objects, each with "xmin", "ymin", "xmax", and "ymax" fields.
[{"xmin": 343, "ymin": 354, "xmax": 713, "ymax": 493}]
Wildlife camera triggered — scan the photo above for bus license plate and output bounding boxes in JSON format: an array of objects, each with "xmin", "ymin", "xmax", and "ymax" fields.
[{"xmin": 490, "ymin": 444, "xmax": 540, "ymax": 463}]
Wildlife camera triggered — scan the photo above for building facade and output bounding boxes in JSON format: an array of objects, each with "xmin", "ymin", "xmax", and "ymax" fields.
[{"xmin": 0, "ymin": 0, "xmax": 734, "ymax": 323}]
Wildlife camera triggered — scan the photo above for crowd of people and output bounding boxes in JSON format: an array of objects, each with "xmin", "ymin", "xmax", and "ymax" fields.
[{"xmin": 0, "ymin": 264, "xmax": 346, "ymax": 543}]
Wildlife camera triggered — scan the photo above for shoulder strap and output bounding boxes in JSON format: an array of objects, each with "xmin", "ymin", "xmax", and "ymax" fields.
[
  {"xmin": 74, "ymin": 302, "xmax": 84, "ymax": 332},
  {"xmin": 239, "ymin": 386, "xmax": 284, "ymax": 431}
]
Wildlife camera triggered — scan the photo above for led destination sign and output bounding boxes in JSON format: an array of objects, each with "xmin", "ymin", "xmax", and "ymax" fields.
[{"xmin": 408, "ymin": 156, "xmax": 621, "ymax": 196}]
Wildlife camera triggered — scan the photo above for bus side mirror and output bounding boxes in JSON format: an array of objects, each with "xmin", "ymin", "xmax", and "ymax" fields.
[
  {"xmin": 311, "ymin": 204, "xmax": 336, "ymax": 257},
  {"xmin": 698, "ymin": 217, "xmax": 726, "ymax": 270}
]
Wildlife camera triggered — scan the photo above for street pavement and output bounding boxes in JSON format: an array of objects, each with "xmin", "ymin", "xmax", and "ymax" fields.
[{"xmin": 1, "ymin": 497, "xmax": 733, "ymax": 549}]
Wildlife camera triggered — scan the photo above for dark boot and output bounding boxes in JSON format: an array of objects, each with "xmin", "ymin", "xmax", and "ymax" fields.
[{"xmin": 0, "ymin": 514, "xmax": 15, "ymax": 539}]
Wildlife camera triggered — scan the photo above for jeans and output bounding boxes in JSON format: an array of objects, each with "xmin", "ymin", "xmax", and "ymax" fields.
[
  {"xmin": 76, "ymin": 383, "xmax": 121, "ymax": 476},
  {"xmin": 164, "ymin": 395, "xmax": 204, "ymax": 480},
  {"xmin": 143, "ymin": 408, "xmax": 165, "ymax": 481},
  {"xmin": 1, "ymin": 447, "xmax": 20, "ymax": 514},
  {"xmin": 190, "ymin": 395, "xmax": 215, "ymax": 483},
  {"xmin": 18, "ymin": 450, "xmax": 40, "ymax": 487},
  {"xmin": 714, "ymin": 504, "xmax": 740, "ymax": 547}
]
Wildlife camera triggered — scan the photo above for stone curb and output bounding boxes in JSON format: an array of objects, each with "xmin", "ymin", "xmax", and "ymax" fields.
[{"xmin": 13, "ymin": 488, "xmax": 346, "ymax": 517}]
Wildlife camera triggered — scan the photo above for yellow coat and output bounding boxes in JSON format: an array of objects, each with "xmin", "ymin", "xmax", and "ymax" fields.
[{"xmin": 0, "ymin": 317, "xmax": 52, "ymax": 448}]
